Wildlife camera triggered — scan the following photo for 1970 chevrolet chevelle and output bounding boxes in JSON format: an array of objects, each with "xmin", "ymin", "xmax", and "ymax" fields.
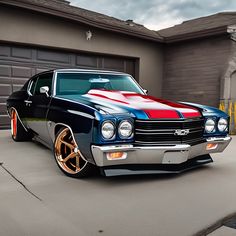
[{"xmin": 7, "ymin": 69, "xmax": 231, "ymax": 177}]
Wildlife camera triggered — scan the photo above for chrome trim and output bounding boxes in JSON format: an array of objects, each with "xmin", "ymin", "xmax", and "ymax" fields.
[
  {"xmin": 135, "ymin": 128, "xmax": 203, "ymax": 133},
  {"xmin": 206, "ymin": 136, "xmax": 231, "ymax": 142},
  {"xmin": 135, "ymin": 118, "xmax": 203, "ymax": 123},
  {"xmin": 24, "ymin": 100, "xmax": 32, "ymax": 107},
  {"xmin": 24, "ymin": 100, "xmax": 32, "ymax": 104},
  {"xmin": 67, "ymin": 110, "xmax": 94, "ymax": 119},
  {"xmin": 134, "ymin": 140, "xmax": 181, "ymax": 144},
  {"xmin": 174, "ymin": 129, "xmax": 190, "ymax": 136},
  {"xmin": 134, "ymin": 137, "xmax": 204, "ymax": 144},
  {"xmin": 91, "ymin": 136, "xmax": 232, "ymax": 167},
  {"xmin": 204, "ymin": 117, "xmax": 216, "ymax": 133},
  {"xmin": 118, "ymin": 120, "xmax": 134, "ymax": 139},
  {"xmin": 101, "ymin": 120, "xmax": 116, "ymax": 140},
  {"xmin": 9, "ymin": 107, "xmax": 28, "ymax": 132},
  {"xmin": 54, "ymin": 68, "xmax": 130, "ymax": 75},
  {"xmin": 27, "ymin": 80, "xmax": 34, "ymax": 96},
  {"xmin": 135, "ymin": 132, "xmax": 174, "ymax": 135},
  {"xmin": 53, "ymin": 71, "xmax": 145, "ymax": 96},
  {"xmin": 136, "ymin": 128, "xmax": 175, "ymax": 132},
  {"xmin": 135, "ymin": 130, "xmax": 202, "ymax": 135},
  {"xmin": 52, "ymin": 71, "xmax": 57, "ymax": 97}
]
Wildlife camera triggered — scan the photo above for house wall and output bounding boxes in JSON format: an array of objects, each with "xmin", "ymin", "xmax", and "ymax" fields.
[
  {"xmin": 0, "ymin": 5, "xmax": 163, "ymax": 97},
  {"xmin": 163, "ymin": 35, "xmax": 232, "ymax": 107}
]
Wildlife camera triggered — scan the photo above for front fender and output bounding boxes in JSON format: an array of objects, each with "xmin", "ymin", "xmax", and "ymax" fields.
[
  {"xmin": 47, "ymin": 97, "xmax": 97, "ymax": 164},
  {"xmin": 180, "ymin": 102, "xmax": 230, "ymax": 137}
]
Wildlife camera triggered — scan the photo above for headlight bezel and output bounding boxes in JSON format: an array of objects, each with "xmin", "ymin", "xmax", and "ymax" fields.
[
  {"xmin": 101, "ymin": 120, "xmax": 116, "ymax": 140},
  {"xmin": 118, "ymin": 120, "xmax": 134, "ymax": 139},
  {"xmin": 217, "ymin": 117, "xmax": 228, "ymax": 132},
  {"xmin": 205, "ymin": 118, "xmax": 216, "ymax": 133}
]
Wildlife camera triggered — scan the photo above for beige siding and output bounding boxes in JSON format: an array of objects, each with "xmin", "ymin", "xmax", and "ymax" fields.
[
  {"xmin": 163, "ymin": 35, "xmax": 231, "ymax": 107},
  {"xmin": 0, "ymin": 5, "xmax": 163, "ymax": 97}
]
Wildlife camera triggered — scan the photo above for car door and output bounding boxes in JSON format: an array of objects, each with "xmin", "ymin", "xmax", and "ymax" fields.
[{"xmin": 25, "ymin": 72, "xmax": 53, "ymax": 144}]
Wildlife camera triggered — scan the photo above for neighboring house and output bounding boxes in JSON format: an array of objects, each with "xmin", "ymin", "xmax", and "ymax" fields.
[
  {"xmin": 1, "ymin": 0, "xmax": 236, "ymax": 130},
  {"xmin": 158, "ymin": 13, "xmax": 236, "ymax": 133},
  {"xmin": 158, "ymin": 12, "xmax": 236, "ymax": 109}
]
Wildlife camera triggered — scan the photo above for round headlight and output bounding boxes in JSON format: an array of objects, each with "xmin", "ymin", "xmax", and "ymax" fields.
[
  {"xmin": 118, "ymin": 120, "xmax": 133, "ymax": 138},
  {"xmin": 205, "ymin": 118, "xmax": 216, "ymax": 133},
  {"xmin": 218, "ymin": 118, "xmax": 228, "ymax": 132},
  {"xmin": 101, "ymin": 121, "xmax": 115, "ymax": 139}
]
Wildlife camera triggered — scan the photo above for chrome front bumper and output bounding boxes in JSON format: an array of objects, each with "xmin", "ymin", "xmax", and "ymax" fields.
[{"xmin": 91, "ymin": 137, "xmax": 231, "ymax": 167}]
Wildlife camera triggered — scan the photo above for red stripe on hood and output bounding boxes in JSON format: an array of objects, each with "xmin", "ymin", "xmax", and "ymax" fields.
[
  {"xmin": 144, "ymin": 109, "xmax": 180, "ymax": 119},
  {"xmin": 181, "ymin": 110, "xmax": 201, "ymax": 118},
  {"xmin": 86, "ymin": 90, "xmax": 201, "ymax": 119}
]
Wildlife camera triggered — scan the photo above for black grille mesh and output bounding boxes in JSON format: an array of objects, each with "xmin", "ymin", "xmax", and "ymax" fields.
[{"xmin": 135, "ymin": 118, "xmax": 205, "ymax": 145}]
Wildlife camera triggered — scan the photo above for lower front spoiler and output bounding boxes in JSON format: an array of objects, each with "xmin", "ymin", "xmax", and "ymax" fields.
[
  {"xmin": 100, "ymin": 154, "xmax": 213, "ymax": 177},
  {"xmin": 91, "ymin": 136, "xmax": 231, "ymax": 176}
]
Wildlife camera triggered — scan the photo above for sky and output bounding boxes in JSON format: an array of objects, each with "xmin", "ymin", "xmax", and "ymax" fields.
[{"xmin": 69, "ymin": 0, "xmax": 236, "ymax": 30}]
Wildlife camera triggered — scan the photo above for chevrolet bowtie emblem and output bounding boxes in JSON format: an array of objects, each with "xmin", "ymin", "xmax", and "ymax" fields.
[{"xmin": 174, "ymin": 129, "xmax": 190, "ymax": 136}]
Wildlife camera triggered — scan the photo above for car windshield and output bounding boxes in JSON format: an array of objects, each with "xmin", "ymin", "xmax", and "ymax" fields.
[{"xmin": 55, "ymin": 72, "xmax": 144, "ymax": 95}]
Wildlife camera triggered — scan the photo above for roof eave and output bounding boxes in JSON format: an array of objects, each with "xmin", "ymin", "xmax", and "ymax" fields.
[
  {"xmin": 160, "ymin": 26, "xmax": 229, "ymax": 43},
  {"xmin": 1, "ymin": 0, "xmax": 163, "ymax": 43}
]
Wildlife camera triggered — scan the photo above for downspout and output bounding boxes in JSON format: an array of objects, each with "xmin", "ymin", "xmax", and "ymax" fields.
[{"xmin": 220, "ymin": 25, "xmax": 236, "ymax": 134}]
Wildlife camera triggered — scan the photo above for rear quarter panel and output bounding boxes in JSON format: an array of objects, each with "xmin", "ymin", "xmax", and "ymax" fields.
[{"xmin": 6, "ymin": 90, "xmax": 28, "ymax": 121}]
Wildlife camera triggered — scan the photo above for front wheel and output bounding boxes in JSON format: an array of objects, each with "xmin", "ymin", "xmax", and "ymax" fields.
[{"xmin": 54, "ymin": 127, "xmax": 96, "ymax": 178}]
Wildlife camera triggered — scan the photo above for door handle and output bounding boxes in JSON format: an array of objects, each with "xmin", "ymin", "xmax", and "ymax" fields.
[{"xmin": 24, "ymin": 100, "xmax": 32, "ymax": 106}]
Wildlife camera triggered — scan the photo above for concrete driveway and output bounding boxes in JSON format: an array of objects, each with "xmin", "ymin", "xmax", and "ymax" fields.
[{"xmin": 0, "ymin": 130, "xmax": 235, "ymax": 236}]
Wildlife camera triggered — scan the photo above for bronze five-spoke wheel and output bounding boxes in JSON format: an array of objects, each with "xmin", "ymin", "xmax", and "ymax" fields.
[{"xmin": 54, "ymin": 127, "xmax": 95, "ymax": 178}]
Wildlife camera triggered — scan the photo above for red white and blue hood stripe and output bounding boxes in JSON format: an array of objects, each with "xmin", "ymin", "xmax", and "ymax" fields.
[{"xmin": 82, "ymin": 90, "xmax": 202, "ymax": 119}]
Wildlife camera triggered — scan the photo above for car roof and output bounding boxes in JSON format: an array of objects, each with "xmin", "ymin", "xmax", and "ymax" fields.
[
  {"xmin": 54, "ymin": 68, "xmax": 129, "ymax": 75},
  {"xmin": 33, "ymin": 69, "xmax": 130, "ymax": 78}
]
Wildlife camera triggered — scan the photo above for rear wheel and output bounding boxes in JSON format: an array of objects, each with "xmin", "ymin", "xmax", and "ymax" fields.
[
  {"xmin": 54, "ymin": 127, "xmax": 96, "ymax": 178},
  {"xmin": 11, "ymin": 109, "xmax": 31, "ymax": 141}
]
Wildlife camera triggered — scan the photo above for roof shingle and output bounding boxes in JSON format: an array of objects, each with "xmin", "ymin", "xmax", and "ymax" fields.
[{"xmin": 158, "ymin": 12, "xmax": 236, "ymax": 42}]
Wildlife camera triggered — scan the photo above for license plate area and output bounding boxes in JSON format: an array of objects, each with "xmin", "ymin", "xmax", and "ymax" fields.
[{"xmin": 162, "ymin": 150, "xmax": 189, "ymax": 164}]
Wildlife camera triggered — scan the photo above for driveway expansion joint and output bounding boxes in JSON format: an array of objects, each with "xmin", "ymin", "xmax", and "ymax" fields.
[
  {"xmin": 223, "ymin": 215, "xmax": 236, "ymax": 229},
  {"xmin": 0, "ymin": 162, "xmax": 42, "ymax": 202},
  {"xmin": 194, "ymin": 212, "xmax": 236, "ymax": 236}
]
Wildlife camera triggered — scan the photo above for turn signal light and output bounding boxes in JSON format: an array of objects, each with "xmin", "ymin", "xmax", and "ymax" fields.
[
  {"xmin": 206, "ymin": 143, "xmax": 218, "ymax": 150},
  {"xmin": 107, "ymin": 152, "xmax": 127, "ymax": 160}
]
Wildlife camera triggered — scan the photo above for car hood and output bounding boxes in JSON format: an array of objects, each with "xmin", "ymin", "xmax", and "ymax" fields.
[{"xmin": 58, "ymin": 90, "xmax": 202, "ymax": 119}]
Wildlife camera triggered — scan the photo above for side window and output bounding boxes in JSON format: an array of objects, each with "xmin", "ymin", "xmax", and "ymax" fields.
[{"xmin": 34, "ymin": 73, "xmax": 53, "ymax": 95}]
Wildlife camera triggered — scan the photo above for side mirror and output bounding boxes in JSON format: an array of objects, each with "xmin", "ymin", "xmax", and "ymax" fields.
[
  {"xmin": 40, "ymin": 86, "xmax": 49, "ymax": 97},
  {"xmin": 143, "ymin": 89, "xmax": 148, "ymax": 94}
]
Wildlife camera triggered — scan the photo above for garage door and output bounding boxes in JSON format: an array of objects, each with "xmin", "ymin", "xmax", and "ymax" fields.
[{"xmin": 0, "ymin": 43, "xmax": 137, "ymax": 129}]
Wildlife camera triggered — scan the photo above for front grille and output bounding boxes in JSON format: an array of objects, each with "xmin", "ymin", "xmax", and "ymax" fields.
[{"xmin": 135, "ymin": 118, "xmax": 205, "ymax": 146}]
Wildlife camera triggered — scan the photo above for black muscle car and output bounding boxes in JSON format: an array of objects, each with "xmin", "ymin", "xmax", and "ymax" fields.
[{"xmin": 6, "ymin": 69, "xmax": 231, "ymax": 177}]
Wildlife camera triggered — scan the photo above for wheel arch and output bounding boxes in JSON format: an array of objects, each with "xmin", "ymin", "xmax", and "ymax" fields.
[
  {"xmin": 8, "ymin": 107, "xmax": 28, "ymax": 132},
  {"xmin": 53, "ymin": 122, "xmax": 96, "ymax": 164},
  {"xmin": 54, "ymin": 123, "xmax": 76, "ymax": 143}
]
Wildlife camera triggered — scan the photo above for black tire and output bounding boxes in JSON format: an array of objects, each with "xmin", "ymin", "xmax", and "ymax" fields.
[
  {"xmin": 53, "ymin": 127, "xmax": 96, "ymax": 178},
  {"xmin": 11, "ymin": 109, "xmax": 32, "ymax": 142}
]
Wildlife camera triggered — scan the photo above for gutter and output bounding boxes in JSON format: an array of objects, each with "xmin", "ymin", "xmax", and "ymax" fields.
[
  {"xmin": 159, "ymin": 26, "xmax": 228, "ymax": 43},
  {"xmin": 227, "ymin": 25, "xmax": 236, "ymax": 42}
]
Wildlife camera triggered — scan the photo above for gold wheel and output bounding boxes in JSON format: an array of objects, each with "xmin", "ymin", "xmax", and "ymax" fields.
[
  {"xmin": 11, "ymin": 110, "xmax": 17, "ymax": 139},
  {"xmin": 54, "ymin": 128, "xmax": 88, "ymax": 175}
]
